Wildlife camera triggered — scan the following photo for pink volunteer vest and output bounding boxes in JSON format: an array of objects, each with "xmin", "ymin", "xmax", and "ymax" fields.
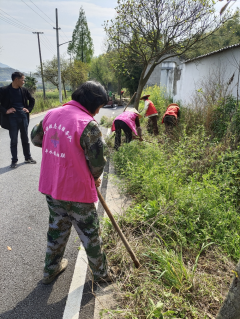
[
  {"xmin": 39, "ymin": 100, "xmax": 98, "ymax": 203},
  {"xmin": 111, "ymin": 111, "xmax": 138, "ymax": 135}
]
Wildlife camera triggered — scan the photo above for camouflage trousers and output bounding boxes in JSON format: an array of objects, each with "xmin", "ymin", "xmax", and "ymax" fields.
[{"xmin": 44, "ymin": 195, "xmax": 108, "ymax": 280}]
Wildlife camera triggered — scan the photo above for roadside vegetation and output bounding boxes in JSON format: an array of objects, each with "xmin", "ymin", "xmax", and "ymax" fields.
[
  {"xmin": 31, "ymin": 90, "xmax": 70, "ymax": 114},
  {"xmin": 100, "ymin": 83, "xmax": 240, "ymax": 318}
]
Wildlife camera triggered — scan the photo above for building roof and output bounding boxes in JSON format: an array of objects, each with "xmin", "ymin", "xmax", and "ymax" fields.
[{"xmin": 185, "ymin": 43, "xmax": 240, "ymax": 63}]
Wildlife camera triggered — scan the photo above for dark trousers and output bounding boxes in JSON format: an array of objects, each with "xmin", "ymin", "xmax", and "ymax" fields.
[
  {"xmin": 114, "ymin": 120, "xmax": 132, "ymax": 150},
  {"xmin": 147, "ymin": 116, "xmax": 159, "ymax": 135},
  {"xmin": 163, "ymin": 115, "xmax": 177, "ymax": 134},
  {"xmin": 8, "ymin": 116, "xmax": 31, "ymax": 163}
]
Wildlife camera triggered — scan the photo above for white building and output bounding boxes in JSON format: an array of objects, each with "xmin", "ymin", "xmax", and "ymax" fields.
[{"xmin": 145, "ymin": 43, "xmax": 240, "ymax": 105}]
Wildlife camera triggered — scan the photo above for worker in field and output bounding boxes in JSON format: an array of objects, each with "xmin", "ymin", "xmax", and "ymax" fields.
[
  {"xmin": 112, "ymin": 108, "xmax": 143, "ymax": 151},
  {"xmin": 162, "ymin": 103, "xmax": 180, "ymax": 134},
  {"xmin": 140, "ymin": 94, "xmax": 159, "ymax": 135},
  {"xmin": 31, "ymin": 81, "xmax": 112, "ymax": 284}
]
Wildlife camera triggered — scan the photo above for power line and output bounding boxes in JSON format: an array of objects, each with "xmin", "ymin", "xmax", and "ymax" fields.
[
  {"xmin": 41, "ymin": 37, "xmax": 56, "ymax": 55},
  {"xmin": 0, "ymin": 14, "xmax": 33, "ymax": 32},
  {"xmin": 19, "ymin": 1, "xmax": 71, "ymax": 44},
  {"xmin": 0, "ymin": 9, "xmax": 36, "ymax": 32},
  {"xmin": 43, "ymin": 34, "xmax": 56, "ymax": 51},
  {"xmin": 29, "ymin": 0, "xmax": 55, "ymax": 24},
  {"xmin": 21, "ymin": 0, "xmax": 54, "ymax": 28},
  {"xmin": 0, "ymin": 15, "xmax": 55, "ymax": 56}
]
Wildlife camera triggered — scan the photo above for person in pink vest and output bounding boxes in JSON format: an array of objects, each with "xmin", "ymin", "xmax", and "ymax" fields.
[
  {"xmin": 162, "ymin": 103, "xmax": 180, "ymax": 134},
  {"xmin": 111, "ymin": 108, "xmax": 142, "ymax": 150},
  {"xmin": 140, "ymin": 94, "xmax": 159, "ymax": 135},
  {"xmin": 31, "ymin": 81, "xmax": 111, "ymax": 284}
]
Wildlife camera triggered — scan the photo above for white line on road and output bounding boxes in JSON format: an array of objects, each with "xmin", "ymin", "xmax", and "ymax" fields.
[{"xmin": 62, "ymin": 248, "xmax": 88, "ymax": 319}]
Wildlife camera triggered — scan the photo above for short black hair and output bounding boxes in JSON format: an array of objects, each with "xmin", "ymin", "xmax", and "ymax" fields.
[
  {"xmin": 72, "ymin": 81, "xmax": 108, "ymax": 114},
  {"xmin": 12, "ymin": 72, "xmax": 24, "ymax": 81}
]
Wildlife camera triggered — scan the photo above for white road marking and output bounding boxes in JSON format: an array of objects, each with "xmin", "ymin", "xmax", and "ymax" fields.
[
  {"xmin": 62, "ymin": 248, "xmax": 88, "ymax": 319},
  {"xmin": 63, "ymin": 127, "xmax": 110, "ymax": 319}
]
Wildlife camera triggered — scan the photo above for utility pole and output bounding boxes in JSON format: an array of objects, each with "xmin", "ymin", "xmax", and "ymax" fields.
[
  {"xmin": 53, "ymin": 8, "xmax": 62, "ymax": 103},
  {"xmin": 32, "ymin": 32, "xmax": 46, "ymax": 99}
]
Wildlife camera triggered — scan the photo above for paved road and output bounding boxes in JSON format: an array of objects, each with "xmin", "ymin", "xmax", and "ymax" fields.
[{"xmin": 0, "ymin": 105, "xmax": 123, "ymax": 319}]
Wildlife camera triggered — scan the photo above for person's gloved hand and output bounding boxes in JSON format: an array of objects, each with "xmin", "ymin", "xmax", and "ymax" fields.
[{"xmin": 95, "ymin": 178, "xmax": 102, "ymax": 188}]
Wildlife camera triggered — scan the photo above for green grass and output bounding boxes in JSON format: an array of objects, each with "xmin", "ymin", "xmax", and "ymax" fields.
[
  {"xmin": 100, "ymin": 87, "xmax": 240, "ymax": 318},
  {"xmin": 32, "ymin": 90, "xmax": 71, "ymax": 114}
]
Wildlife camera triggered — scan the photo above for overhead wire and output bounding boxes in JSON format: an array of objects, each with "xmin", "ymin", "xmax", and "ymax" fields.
[
  {"xmin": 0, "ymin": 15, "xmax": 32, "ymax": 33},
  {"xmin": 29, "ymin": 0, "xmax": 55, "ymax": 24},
  {"xmin": 0, "ymin": 9, "xmax": 36, "ymax": 32},
  {"xmin": 21, "ymin": 0, "xmax": 54, "ymax": 28},
  {"xmin": 0, "ymin": 14, "xmax": 55, "ymax": 56},
  {"xmin": 43, "ymin": 35, "xmax": 56, "ymax": 52},
  {"xmin": 20, "ymin": 0, "xmax": 71, "ymax": 47}
]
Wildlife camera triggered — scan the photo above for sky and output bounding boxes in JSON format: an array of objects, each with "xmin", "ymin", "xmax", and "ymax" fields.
[
  {"xmin": 0, "ymin": 0, "xmax": 239, "ymax": 73},
  {"xmin": 0, "ymin": 0, "xmax": 118, "ymax": 72}
]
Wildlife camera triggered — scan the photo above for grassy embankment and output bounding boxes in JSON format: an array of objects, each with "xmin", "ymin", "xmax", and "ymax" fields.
[
  {"xmin": 100, "ymin": 85, "xmax": 240, "ymax": 318},
  {"xmin": 31, "ymin": 90, "xmax": 70, "ymax": 114}
]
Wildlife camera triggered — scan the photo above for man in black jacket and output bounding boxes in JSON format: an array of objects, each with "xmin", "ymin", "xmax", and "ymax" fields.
[{"xmin": 0, "ymin": 71, "xmax": 36, "ymax": 168}]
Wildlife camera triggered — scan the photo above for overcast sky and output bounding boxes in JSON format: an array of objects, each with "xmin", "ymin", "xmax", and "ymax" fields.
[{"xmin": 0, "ymin": 0, "xmax": 239, "ymax": 73}]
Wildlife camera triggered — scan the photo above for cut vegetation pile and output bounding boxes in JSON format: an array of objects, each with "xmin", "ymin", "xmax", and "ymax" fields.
[{"xmin": 101, "ymin": 85, "xmax": 240, "ymax": 318}]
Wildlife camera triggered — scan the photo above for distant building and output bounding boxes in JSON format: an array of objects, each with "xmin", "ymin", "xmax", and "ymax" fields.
[{"xmin": 145, "ymin": 43, "xmax": 240, "ymax": 105}]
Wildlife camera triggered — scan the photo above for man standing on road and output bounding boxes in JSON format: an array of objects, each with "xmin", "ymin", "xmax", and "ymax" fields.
[
  {"xmin": 0, "ymin": 71, "xmax": 36, "ymax": 168},
  {"xmin": 31, "ymin": 81, "xmax": 111, "ymax": 284}
]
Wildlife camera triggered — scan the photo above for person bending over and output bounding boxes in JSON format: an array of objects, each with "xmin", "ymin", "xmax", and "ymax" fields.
[
  {"xmin": 140, "ymin": 94, "xmax": 159, "ymax": 136},
  {"xmin": 111, "ymin": 108, "xmax": 142, "ymax": 151}
]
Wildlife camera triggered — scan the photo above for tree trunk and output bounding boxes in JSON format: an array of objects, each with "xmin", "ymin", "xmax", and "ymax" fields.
[
  {"xmin": 133, "ymin": 63, "xmax": 156, "ymax": 110},
  {"xmin": 133, "ymin": 79, "xmax": 146, "ymax": 110},
  {"xmin": 62, "ymin": 80, "xmax": 67, "ymax": 99},
  {"xmin": 216, "ymin": 259, "xmax": 240, "ymax": 319}
]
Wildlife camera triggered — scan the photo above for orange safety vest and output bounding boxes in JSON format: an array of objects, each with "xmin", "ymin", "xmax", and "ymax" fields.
[
  {"xmin": 162, "ymin": 104, "xmax": 179, "ymax": 123},
  {"xmin": 145, "ymin": 100, "xmax": 158, "ymax": 117}
]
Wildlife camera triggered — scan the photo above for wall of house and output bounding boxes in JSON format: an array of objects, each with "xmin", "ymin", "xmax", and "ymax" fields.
[
  {"xmin": 145, "ymin": 55, "xmax": 183, "ymax": 97},
  {"xmin": 174, "ymin": 46, "xmax": 240, "ymax": 105}
]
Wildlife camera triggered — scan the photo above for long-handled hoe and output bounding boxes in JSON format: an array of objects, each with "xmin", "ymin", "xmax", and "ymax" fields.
[{"xmin": 97, "ymin": 188, "xmax": 140, "ymax": 268}]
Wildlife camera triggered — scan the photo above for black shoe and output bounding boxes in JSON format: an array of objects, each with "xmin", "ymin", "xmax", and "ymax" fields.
[
  {"xmin": 10, "ymin": 162, "xmax": 17, "ymax": 168},
  {"xmin": 25, "ymin": 158, "xmax": 37, "ymax": 164}
]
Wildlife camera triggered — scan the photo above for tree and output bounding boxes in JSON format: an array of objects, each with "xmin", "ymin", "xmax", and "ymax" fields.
[
  {"xmin": 64, "ymin": 59, "xmax": 89, "ymax": 92},
  {"xmin": 35, "ymin": 56, "xmax": 88, "ymax": 97},
  {"xmin": 109, "ymin": 49, "xmax": 143, "ymax": 97},
  {"xmin": 104, "ymin": 0, "xmax": 231, "ymax": 109},
  {"xmin": 68, "ymin": 6, "xmax": 94, "ymax": 63},
  {"xmin": 216, "ymin": 258, "xmax": 240, "ymax": 319},
  {"xmin": 90, "ymin": 53, "xmax": 117, "ymax": 92},
  {"xmin": 24, "ymin": 75, "xmax": 37, "ymax": 95},
  {"xmin": 187, "ymin": 10, "xmax": 240, "ymax": 59}
]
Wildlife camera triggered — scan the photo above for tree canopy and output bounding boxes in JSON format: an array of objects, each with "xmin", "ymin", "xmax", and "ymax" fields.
[
  {"xmin": 90, "ymin": 53, "xmax": 117, "ymax": 92},
  {"xmin": 104, "ymin": 0, "xmax": 231, "ymax": 109},
  {"xmin": 68, "ymin": 6, "xmax": 94, "ymax": 63},
  {"xmin": 35, "ymin": 56, "xmax": 88, "ymax": 97}
]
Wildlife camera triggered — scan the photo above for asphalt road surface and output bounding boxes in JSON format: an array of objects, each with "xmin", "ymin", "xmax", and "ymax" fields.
[{"xmin": 0, "ymin": 104, "xmax": 124, "ymax": 319}]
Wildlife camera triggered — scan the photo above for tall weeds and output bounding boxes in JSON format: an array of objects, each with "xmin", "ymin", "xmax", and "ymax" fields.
[{"xmin": 101, "ymin": 81, "xmax": 240, "ymax": 318}]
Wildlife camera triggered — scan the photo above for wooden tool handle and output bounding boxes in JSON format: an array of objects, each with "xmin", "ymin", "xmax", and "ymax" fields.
[
  {"xmin": 123, "ymin": 92, "xmax": 137, "ymax": 112},
  {"xmin": 97, "ymin": 188, "xmax": 140, "ymax": 268}
]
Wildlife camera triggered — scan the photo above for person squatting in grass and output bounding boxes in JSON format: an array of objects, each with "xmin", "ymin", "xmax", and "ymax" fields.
[
  {"xmin": 0, "ymin": 71, "xmax": 36, "ymax": 168},
  {"xmin": 140, "ymin": 94, "xmax": 159, "ymax": 136},
  {"xmin": 111, "ymin": 108, "xmax": 143, "ymax": 151},
  {"xmin": 162, "ymin": 103, "xmax": 180, "ymax": 135},
  {"xmin": 31, "ymin": 81, "xmax": 112, "ymax": 284}
]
